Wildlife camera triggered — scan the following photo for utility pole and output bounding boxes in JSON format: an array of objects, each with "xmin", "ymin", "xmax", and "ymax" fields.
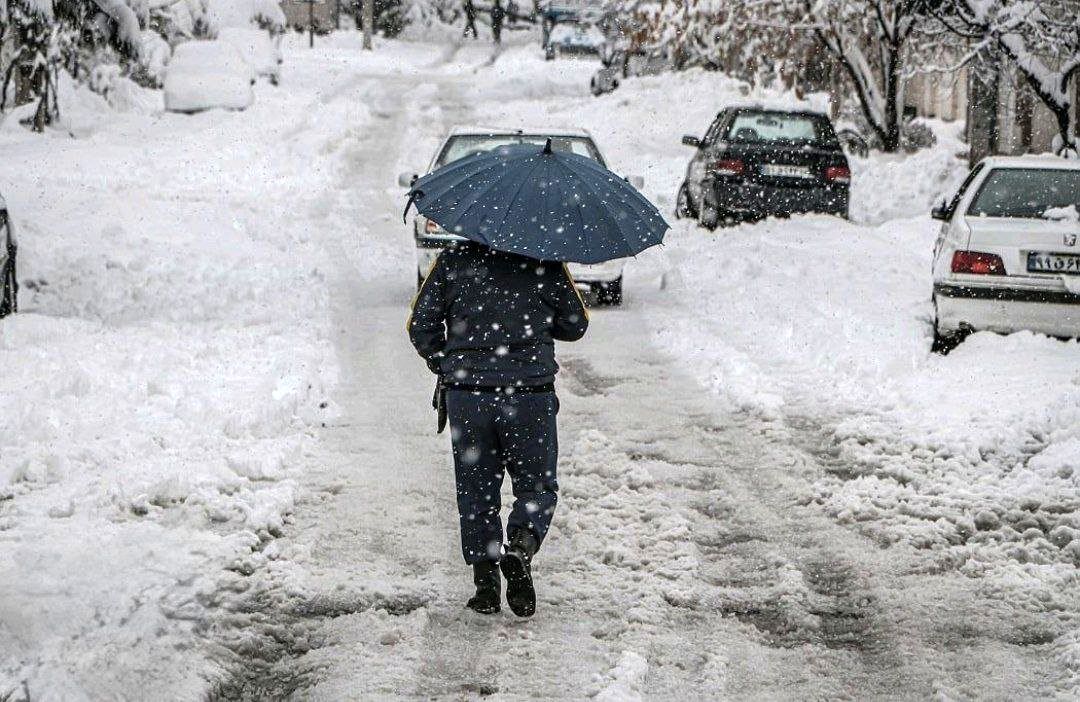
[
  {"xmin": 307, "ymin": 0, "xmax": 315, "ymax": 47},
  {"xmin": 362, "ymin": 0, "xmax": 373, "ymax": 50}
]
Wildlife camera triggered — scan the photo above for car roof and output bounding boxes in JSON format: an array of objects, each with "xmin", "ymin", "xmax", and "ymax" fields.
[
  {"xmin": 726, "ymin": 103, "xmax": 830, "ymax": 118},
  {"xmin": 446, "ymin": 125, "xmax": 595, "ymax": 139},
  {"xmin": 977, "ymin": 155, "xmax": 1080, "ymax": 170}
]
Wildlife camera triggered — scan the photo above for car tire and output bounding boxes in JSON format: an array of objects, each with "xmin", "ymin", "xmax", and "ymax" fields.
[
  {"xmin": 1, "ymin": 249, "xmax": 16, "ymax": 318},
  {"xmin": 594, "ymin": 277, "xmax": 622, "ymax": 306},
  {"xmin": 698, "ymin": 203, "xmax": 720, "ymax": 230},
  {"xmin": 931, "ymin": 297, "xmax": 967, "ymax": 355},
  {"xmin": 675, "ymin": 182, "xmax": 697, "ymax": 220},
  {"xmin": 931, "ymin": 325, "xmax": 965, "ymax": 355}
]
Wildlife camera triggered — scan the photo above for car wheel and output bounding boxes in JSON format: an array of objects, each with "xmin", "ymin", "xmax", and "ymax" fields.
[
  {"xmin": 1, "ymin": 249, "xmax": 16, "ymax": 318},
  {"xmin": 675, "ymin": 182, "xmax": 697, "ymax": 220},
  {"xmin": 931, "ymin": 297, "xmax": 967, "ymax": 355},
  {"xmin": 594, "ymin": 277, "xmax": 623, "ymax": 306},
  {"xmin": 698, "ymin": 203, "xmax": 720, "ymax": 230}
]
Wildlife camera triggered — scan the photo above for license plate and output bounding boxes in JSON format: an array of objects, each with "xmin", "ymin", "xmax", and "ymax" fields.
[
  {"xmin": 1027, "ymin": 251, "xmax": 1080, "ymax": 275},
  {"xmin": 760, "ymin": 164, "xmax": 812, "ymax": 178}
]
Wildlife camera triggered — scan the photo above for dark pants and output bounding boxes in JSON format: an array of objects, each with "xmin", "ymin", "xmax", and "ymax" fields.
[{"xmin": 446, "ymin": 390, "xmax": 559, "ymax": 564}]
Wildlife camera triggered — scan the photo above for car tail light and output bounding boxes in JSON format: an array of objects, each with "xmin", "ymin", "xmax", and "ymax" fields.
[
  {"xmin": 825, "ymin": 166, "xmax": 851, "ymax": 183},
  {"xmin": 951, "ymin": 250, "xmax": 1006, "ymax": 275},
  {"xmin": 708, "ymin": 159, "xmax": 745, "ymax": 176}
]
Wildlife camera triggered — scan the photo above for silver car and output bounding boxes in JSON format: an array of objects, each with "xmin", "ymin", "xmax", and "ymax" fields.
[
  {"xmin": 399, "ymin": 126, "xmax": 642, "ymax": 305},
  {"xmin": 1, "ymin": 194, "xmax": 17, "ymax": 318}
]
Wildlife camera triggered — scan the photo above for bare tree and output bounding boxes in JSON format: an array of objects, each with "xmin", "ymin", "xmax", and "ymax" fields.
[
  {"xmin": 932, "ymin": 0, "xmax": 1080, "ymax": 154},
  {"xmin": 782, "ymin": 0, "xmax": 937, "ymax": 153}
]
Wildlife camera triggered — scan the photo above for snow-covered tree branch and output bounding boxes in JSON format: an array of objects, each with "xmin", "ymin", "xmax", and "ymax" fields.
[
  {"xmin": 784, "ymin": 0, "xmax": 934, "ymax": 153},
  {"xmin": 934, "ymin": 0, "xmax": 1080, "ymax": 155}
]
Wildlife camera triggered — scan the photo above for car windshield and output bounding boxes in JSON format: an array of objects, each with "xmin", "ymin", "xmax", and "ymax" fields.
[
  {"xmin": 968, "ymin": 168, "xmax": 1080, "ymax": 218},
  {"xmin": 726, "ymin": 111, "xmax": 838, "ymax": 148},
  {"xmin": 436, "ymin": 134, "xmax": 602, "ymax": 168}
]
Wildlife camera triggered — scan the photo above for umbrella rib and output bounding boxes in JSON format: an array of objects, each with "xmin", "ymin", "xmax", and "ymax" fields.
[
  {"xmin": 431, "ymin": 160, "xmax": 535, "ymax": 237},
  {"xmin": 558, "ymin": 161, "xmax": 634, "ymax": 260},
  {"xmin": 561, "ymin": 157, "xmax": 660, "ymax": 258},
  {"xmin": 487, "ymin": 156, "xmax": 548, "ymax": 253}
]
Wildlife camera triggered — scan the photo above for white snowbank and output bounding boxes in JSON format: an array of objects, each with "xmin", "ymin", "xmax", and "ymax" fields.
[{"xmin": 0, "ymin": 35, "xmax": 354, "ymax": 697}]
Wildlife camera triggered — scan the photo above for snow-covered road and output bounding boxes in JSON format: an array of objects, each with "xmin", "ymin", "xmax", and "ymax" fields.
[{"xmin": 3, "ymin": 33, "xmax": 1079, "ymax": 699}]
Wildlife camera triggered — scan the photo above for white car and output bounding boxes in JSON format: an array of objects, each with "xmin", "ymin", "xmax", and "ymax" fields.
[
  {"xmin": 931, "ymin": 156, "xmax": 1080, "ymax": 350},
  {"xmin": 399, "ymin": 126, "xmax": 642, "ymax": 305},
  {"xmin": 163, "ymin": 40, "xmax": 255, "ymax": 114},
  {"xmin": 1, "ymin": 193, "xmax": 17, "ymax": 318},
  {"xmin": 545, "ymin": 22, "xmax": 605, "ymax": 60},
  {"xmin": 219, "ymin": 27, "xmax": 283, "ymax": 85}
]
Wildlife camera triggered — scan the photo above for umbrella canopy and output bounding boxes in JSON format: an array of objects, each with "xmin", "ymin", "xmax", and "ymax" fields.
[{"xmin": 403, "ymin": 141, "xmax": 669, "ymax": 264}]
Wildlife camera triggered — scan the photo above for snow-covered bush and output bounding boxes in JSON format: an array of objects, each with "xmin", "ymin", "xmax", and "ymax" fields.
[{"xmin": 0, "ymin": 0, "xmax": 144, "ymax": 130}]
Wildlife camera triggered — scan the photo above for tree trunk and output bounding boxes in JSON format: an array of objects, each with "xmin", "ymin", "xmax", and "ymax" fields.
[
  {"xmin": 967, "ymin": 48, "xmax": 1000, "ymax": 166},
  {"xmin": 362, "ymin": 0, "xmax": 373, "ymax": 50},
  {"xmin": 881, "ymin": 42, "xmax": 903, "ymax": 153}
]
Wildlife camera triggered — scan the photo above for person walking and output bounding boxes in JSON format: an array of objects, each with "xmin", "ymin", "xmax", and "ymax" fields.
[
  {"xmin": 491, "ymin": 0, "xmax": 505, "ymax": 44},
  {"xmin": 462, "ymin": 0, "xmax": 479, "ymax": 39},
  {"xmin": 407, "ymin": 241, "xmax": 589, "ymax": 617},
  {"xmin": 401, "ymin": 140, "xmax": 668, "ymax": 616}
]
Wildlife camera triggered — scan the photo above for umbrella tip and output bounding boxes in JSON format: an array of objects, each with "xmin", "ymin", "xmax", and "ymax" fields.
[{"xmin": 542, "ymin": 138, "xmax": 552, "ymax": 155}]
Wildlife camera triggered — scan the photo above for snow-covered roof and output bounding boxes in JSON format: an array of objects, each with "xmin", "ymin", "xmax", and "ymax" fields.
[
  {"xmin": 446, "ymin": 125, "xmax": 594, "ymax": 138},
  {"xmin": 977, "ymin": 155, "xmax": 1080, "ymax": 170}
]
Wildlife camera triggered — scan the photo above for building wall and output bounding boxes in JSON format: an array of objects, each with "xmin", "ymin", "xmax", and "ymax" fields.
[{"xmin": 281, "ymin": 0, "xmax": 338, "ymax": 32}]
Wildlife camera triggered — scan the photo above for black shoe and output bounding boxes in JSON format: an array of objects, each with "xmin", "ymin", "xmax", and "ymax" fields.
[
  {"xmin": 500, "ymin": 531, "xmax": 537, "ymax": 618},
  {"xmin": 466, "ymin": 561, "xmax": 501, "ymax": 614}
]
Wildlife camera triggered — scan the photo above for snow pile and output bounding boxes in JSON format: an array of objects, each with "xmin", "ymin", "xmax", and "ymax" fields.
[
  {"xmin": 595, "ymin": 650, "xmax": 649, "ymax": 702},
  {"xmin": 650, "ymin": 211, "xmax": 1080, "ymax": 568},
  {"xmin": 849, "ymin": 120, "xmax": 969, "ymax": 224},
  {"xmin": 0, "ymin": 37, "xmax": 356, "ymax": 697}
]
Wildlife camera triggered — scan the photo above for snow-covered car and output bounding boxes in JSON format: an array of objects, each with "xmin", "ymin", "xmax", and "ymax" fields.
[
  {"xmin": 677, "ymin": 106, "xmax": 851, "ymax": 228},
  {"xmin": 545, "ymin": 22, "xmax": 604, "ymax": 60},
  {"xmin": 399, "ymin": 126, "xmax": 643, "ymax": 305},
  {"xmin": 219, "ymin": 27, "xmax": 283, "ymax": 86},
  {"xmin": 931, "ymin": 156, "xmax": 1080, "ymax": 351},
  {"xmin": 163, "ymin": 40, "xmax": 255, "ymax": 114},
  {"xmin": 1, "ymin": 194, "xmax": 17, "ymax": 318}
]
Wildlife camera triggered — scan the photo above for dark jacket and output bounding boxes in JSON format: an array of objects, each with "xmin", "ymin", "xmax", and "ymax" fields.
[{"xmin": 407, "ymin": 243, "xmax": 589, "ymax": 388}]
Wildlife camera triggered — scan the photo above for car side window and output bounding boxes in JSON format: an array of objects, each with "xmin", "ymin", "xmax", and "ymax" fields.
[
  {"xmin": 702, "ymin": 111, "xmax": 728, "ymax": 146},
  {"xmin": 948, "ymin": 163, "xmax": 985, "ymax": 213}
]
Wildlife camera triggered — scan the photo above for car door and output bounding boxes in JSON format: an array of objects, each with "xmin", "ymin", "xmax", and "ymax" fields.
[{"xmin": 687, "ymin": 110, "xmax": 727, "ymax": 204}]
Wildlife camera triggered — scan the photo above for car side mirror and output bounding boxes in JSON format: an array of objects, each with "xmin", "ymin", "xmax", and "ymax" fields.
[
  {"xmin": 626, "ymin": 174, "xmax": 644, "ymax": 189},
  {"xmin": 931, "ymin": 197, "xmax": 952, "ymax": 221},
  {"xmin": 681, "ymin": 135, "xmax": 701, "ymax": 148},
  {"xmin": 398, "ymin": 172, "xmax": 417, "ymax": 188}
]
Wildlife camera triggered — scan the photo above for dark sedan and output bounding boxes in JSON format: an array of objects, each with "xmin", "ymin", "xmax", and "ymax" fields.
[{"xmin": 676, "ymin": 107, "xmax": 851, "ymax": 228}]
